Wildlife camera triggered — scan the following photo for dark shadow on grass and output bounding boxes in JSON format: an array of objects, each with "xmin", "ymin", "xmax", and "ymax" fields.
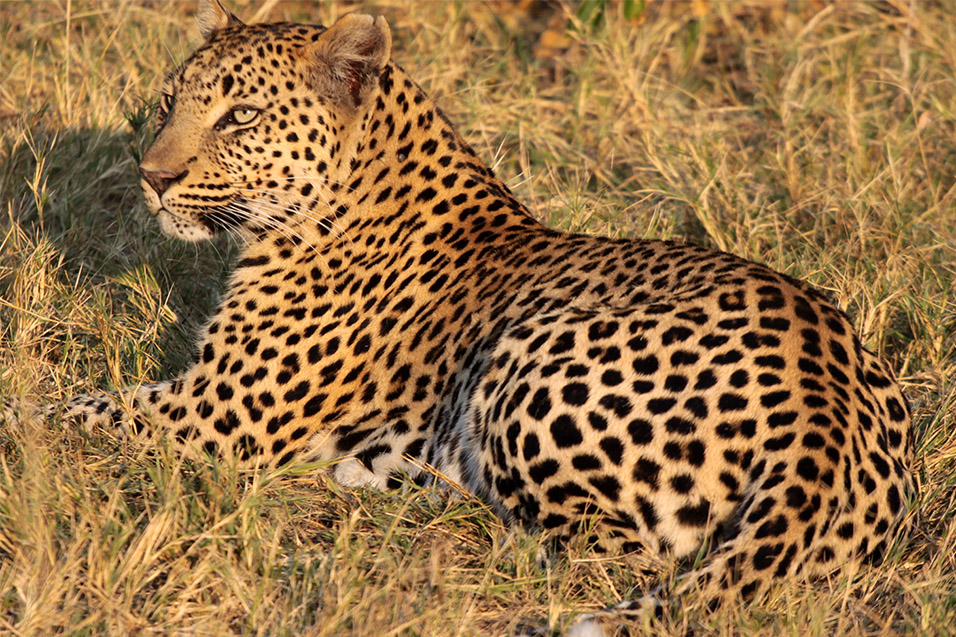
[{"xmin": 0, "ymin": 117, "xmax": 235, "ymax": 377}]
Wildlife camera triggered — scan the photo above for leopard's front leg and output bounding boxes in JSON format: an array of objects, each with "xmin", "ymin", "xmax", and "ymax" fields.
[
  {"xmin": 63, "ymin": 381, "xmax": 178, "ymax": 439},
  {"xmin": 58, "ymin": 368, "xmax": 288, "ymax": 467}
]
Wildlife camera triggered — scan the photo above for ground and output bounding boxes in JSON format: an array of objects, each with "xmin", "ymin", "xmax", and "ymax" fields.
[{"xmin": 0, "ymin": 1, "xmax": 954, "ymax": 635}]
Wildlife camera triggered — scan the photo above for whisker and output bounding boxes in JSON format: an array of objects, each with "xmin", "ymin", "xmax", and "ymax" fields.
[
  {"xmin": 225, "ymin": 202, "xmax": 330, "ymax": 270},
  {"xmin": 231, "ymin": 196, "xmax": 344, "ymax": 240},
  {"xmin": 227, "ymin": 175, "xmax": 361, "ymax": 196},
  {"xmin": 246, "ymin": 174, "xmax": 362, "ymax": 195},
  {"xmin": 229, "ymin": 184, "xmax": 356, "ymax": 244}
]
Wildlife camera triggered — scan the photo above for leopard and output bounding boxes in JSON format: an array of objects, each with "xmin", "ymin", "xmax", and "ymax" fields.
[{"xmin": 12, "ymin": 0, "xmax": 915, "ymax": 632}]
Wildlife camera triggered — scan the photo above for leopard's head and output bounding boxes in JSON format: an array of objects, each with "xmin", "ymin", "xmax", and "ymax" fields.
[{"xmin": 139, "ymin": 0, "xmax": 391, "ymax": 241}]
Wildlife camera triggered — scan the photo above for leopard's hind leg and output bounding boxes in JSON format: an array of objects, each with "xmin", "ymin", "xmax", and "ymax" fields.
[{"xmin": 566, "ymin": 432, "xmax": 911, "ymax": 635}]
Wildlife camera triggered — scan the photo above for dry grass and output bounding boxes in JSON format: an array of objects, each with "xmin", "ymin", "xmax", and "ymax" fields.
[{"xmin": 1, "ymin": 0, "xmax": 954, "ymax": 634}]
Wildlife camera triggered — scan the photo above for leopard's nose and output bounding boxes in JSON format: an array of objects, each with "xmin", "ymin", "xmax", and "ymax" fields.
[{"xmin": 140, "ymin": 167, "xmax": 188, "ymax": 197}]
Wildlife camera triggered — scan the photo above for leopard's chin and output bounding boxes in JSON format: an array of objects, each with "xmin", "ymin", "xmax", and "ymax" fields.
[{"xmin": 157, "ymin": 208, "xmax": 218, "ymax": 242}]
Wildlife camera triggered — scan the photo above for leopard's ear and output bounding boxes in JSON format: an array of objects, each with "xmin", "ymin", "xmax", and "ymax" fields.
[
  {"xmin": 307, "ymin": 14, "xmax": 392, "ymax": 113},
  {"xmin": 197, "ymin": 0, "xmax": 244, "ymax": 41}
]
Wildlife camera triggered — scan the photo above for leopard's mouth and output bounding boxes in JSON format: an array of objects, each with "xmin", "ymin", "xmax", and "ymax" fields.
[
  {"xmin": 149, "ymin": 195, "xmax": 248, "ymax": 237},
  {"xmin": 154, "ymin": 207, "xmax": 218, "ymax": 242},
  {"xmin": 201, "ymin": 203, "xmax": 250, "ymax": 234}
]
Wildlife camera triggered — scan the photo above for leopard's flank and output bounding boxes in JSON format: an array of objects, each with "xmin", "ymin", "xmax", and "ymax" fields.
[{"xmin": 48, "ymin": 0, "xmax": 915, "ymax": 631}]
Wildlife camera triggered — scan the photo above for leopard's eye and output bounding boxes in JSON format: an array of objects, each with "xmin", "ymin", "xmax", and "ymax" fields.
[
  {"xmin": 216, "ymin": 106, "xmax": 260, "ymax": 130},
  {"xmin": 232, "ymin": 108, "xmax": 258, "ymax": 125},
  {"xmin": 160, "ymin": 93, "xmax": 175, "ymax": 113}
]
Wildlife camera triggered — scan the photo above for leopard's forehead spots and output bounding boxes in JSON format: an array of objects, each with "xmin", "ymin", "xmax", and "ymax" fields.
[{"xmin": 176, "ymin": 23, "xmax": 326, "ymax": 98}]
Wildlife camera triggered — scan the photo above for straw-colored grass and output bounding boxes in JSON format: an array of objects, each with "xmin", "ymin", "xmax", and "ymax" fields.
[{"xmin": 1, "ymin": 1, "xmax": 954, "ymax": 634}]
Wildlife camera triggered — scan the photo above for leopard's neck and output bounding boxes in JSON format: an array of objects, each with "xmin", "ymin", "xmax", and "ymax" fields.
[{"xmin": 236, "ymin": 61, "xmax": 541, "ymax": 270}]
